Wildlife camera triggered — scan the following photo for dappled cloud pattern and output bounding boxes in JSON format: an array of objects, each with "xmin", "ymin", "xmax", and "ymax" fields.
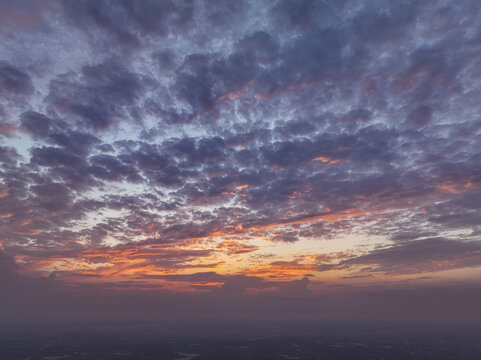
[{"xmin": 1, "ymin": 0, "xmax": 481, "ymax": 312}]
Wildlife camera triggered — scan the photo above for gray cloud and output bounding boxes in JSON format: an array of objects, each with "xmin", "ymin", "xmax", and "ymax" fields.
[
  {"xmin": 335, "ymin": 238, "xmax": 481, "ymax": 275},
  {"xmin": 0, "ymin": 61, "xmax": 34, "ymax": 97}
]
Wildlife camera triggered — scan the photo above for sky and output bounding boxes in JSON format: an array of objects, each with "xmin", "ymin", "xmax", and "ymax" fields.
[{"xmin": 1, "ymin": 0, "xmax": 481, "ymax": 323}]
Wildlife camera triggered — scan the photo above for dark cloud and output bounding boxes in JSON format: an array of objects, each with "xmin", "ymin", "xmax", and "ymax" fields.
[
  {"xmin": 88, "ymin": 154, "xmax": 138, "ymax": 182},
  {"xmin": 272, "ymin": 0, "xmax": 337, "ymax": 31},
  {"xmin": 63, "ymin": 0, "xmax": 195, "ymax": 48},
  {"xmin": 0, "ymin": 61, "xmax": 33, "ymax": 97},
  {"xmin": 352, "ymin": 2, "xmax": 417, "ymax": 44},
  {"xmin": 46, "ymin": 61, "xmax": 155, "ymax": 129},
  {"xmin": 337, "ymin": 238, "xmax": 481, "ymax": 275},
  {"xmin": 31, "ymin": 146, "xmax": 83, "ymax": 167},
  {"xmin": 0, "ymin": 248, "xmax": 18, "ymax": 279},
  {"xmin": 0, "ymin": 145, "xmax": 21, "ymax": 165},
  {"xmin": 20, "ymin": 111, "xmax": 51, "ymax": 138},
  {"xmin": 145, "ymin": 271, "xmax": 312, "ymax": 297}
]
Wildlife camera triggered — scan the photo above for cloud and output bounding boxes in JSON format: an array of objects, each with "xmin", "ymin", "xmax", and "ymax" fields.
[
  {"xmin": 0, "ymin": 247, "xmax": 18, "ymax": 279},
  {"xmin": 20, "ymin": 111, "xmax": 51, "ymax": 138},
  {"xmin": 31, "ymin": 146, "xmax": 83, "ymax": 167},
  {"xmin": 0, "ymin": 0, "xmax": 481, "ymax": 321},
  {"xmin": 1, "ymin": 251, "xmax": 481, "ymax": 323},
  {"xmin": 336, "ymin": 238, "xmax": 481, "ymax": 275},
  {"xmin": 46, "ymin": 61, "xmax": 156, "ymax": 129},
  {"xmin": 0, "ymin": 0, "xmax": 56, "ymax": 34},
  {"xmin": 0, "ymin": 61, "xmax": 33, "ymax": 97}
]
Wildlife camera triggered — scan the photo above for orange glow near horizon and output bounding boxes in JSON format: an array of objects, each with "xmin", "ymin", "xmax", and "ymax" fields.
[{"xmin": 4, "ymin": 176, "xmax": 481, "ymax": 294}]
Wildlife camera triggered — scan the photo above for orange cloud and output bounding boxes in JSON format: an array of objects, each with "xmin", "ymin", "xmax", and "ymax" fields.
[
  {"xmin": 0, "ymin": 122, "xmax": 17, "ymax": 135},
  {"xmin": 436, "ymin": 179, "xmax": 475, "ymax": 194},
  {"xmin": 312, "ymin": 156, "xmax": 342, "ymax": 166},
  {"xmin": 250, "ymin": 208, "xmax": 367, "ymax": 232},
  {"xmin": 217, "ymin": 80, "xmax": 254, "ymax": 102},
  {"xmin": 216, "ymin": 241, "xmax": 258, "ymax": 255}
]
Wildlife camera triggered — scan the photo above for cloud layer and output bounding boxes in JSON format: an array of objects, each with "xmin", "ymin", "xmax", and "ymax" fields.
[{"xmin": 1, "ymin": 0, "xmax": 481, "ymax": 315}]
